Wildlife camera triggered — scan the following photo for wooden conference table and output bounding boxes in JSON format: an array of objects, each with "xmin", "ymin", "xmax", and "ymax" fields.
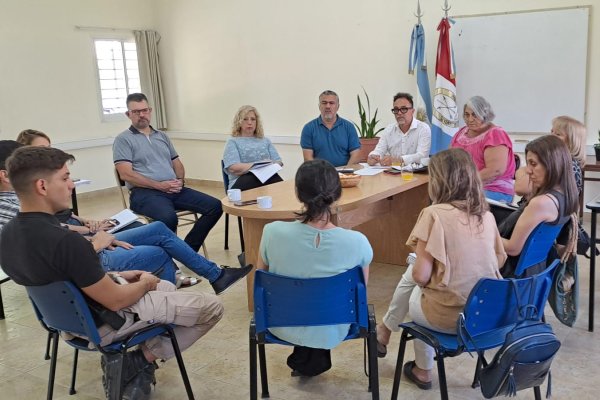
[{"xmin": 221, "ymin": 170, "xmax": 430, "ymax": 310}]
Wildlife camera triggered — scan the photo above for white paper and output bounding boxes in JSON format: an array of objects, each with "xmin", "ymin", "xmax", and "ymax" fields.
[
  {"xmin": 486, "ymin": 198, "xmax": 519, "ymax": 210},
  {"xmin": 107, "ymin": 209, "xmax": 139, "ymax": 233},
  {"xmin": 358, "ymin": 163, "xmax": 388, "ymax": 169},
  {"xmin": 249, "ymin": 163, "xmax": 282, "ymax": 183},
  {"xmin": 73, "ymin": 179, "xmax": 91, "ymax": 187},
  {"xmin": 355, "ymin": 168, "xmax": 385, "ymax": 176}
]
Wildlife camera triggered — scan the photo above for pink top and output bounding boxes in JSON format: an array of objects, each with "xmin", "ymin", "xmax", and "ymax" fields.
[{"xmin": 450, "ymin": 125, "xmax": 515, "ymax": 195}]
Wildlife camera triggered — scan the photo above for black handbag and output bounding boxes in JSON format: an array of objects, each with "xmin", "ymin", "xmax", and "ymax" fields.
[
  {"xmin": 548, "ymin": 255, "xmax": 578, "ymax": 327},
  {"xmin": 478, "ymin": 320, "xmax": 560, "ymax": 398}
]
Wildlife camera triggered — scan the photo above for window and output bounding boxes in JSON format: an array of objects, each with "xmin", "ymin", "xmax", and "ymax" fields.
[{"xmin": 94, "ymin": 39, "xmax": 141, "ymax": 117}]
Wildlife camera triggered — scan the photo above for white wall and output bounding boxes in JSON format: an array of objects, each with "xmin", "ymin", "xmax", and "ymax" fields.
[
  {"xmin": 155, "ymin": 0, "xmax": 600, "ymax": 183},
  {"xmin": 2, "ymin": 0, "xmax": 600, "ymax": 200},
  {"xmin": 0, "ymin": 0, "xmax": 155, "ymax": 190}
]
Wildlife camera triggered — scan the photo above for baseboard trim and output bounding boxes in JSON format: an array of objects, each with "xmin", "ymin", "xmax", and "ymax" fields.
[{"xmin": 75, "ymin": 180, "xmax": 223, "ymax": 201}]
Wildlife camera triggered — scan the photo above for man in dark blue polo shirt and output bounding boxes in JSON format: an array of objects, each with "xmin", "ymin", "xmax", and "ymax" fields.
[{"xmin": 300, "ymin": 90, "xmax": 361, "ymax": 167}]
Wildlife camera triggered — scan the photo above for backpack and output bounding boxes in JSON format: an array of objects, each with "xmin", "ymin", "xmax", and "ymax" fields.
[{"xmin": 478, "ymin": 320, "xmax": 561, "ymax": 398}]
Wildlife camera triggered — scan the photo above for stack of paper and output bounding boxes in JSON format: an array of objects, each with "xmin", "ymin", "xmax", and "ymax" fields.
[{"xmin": 249, "ymin": 162, "xmax": 282, "ymax": 183}]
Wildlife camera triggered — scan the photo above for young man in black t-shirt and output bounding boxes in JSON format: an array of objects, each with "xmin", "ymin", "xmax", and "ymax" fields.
[{"xmin": 0, "ymin": 146, "xmax": 224, "ymax": 399}]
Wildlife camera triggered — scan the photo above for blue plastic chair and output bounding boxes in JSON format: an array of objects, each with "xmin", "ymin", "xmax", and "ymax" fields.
[
  {"xmin": 514, "ymin": 220, "xmax": 568, "ymax": 277},
  {"xmin": 26, "ymin": 281, "xmax": 195, "ymax": 400},
  {"xmin": 221, "ymin": 160, "xmax": 245, "ymax": 252},
  {"xmin": 390, "ymin": 259, "xmax": 559, "ymax": 400},
  {"xmin": 249, "ymin": 266, "xmax": 379, "ymax": 399}
]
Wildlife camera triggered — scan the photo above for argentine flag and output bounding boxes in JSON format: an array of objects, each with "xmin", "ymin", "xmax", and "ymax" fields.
[
  {"xmin": 430, "ymin": 18, "xmax": 459, "ymax": 154},
  {"xmin": 409, "ymin": 23, "xmax": 432, "ymax": 125}
]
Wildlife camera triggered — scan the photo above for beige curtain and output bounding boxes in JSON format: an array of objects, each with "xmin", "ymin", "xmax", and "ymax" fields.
[{"xmin": 134, "ymin": 30, "xmax": 168, "ymax": 129}]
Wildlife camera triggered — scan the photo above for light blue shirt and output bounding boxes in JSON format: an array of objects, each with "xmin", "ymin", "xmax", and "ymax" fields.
[
  {"xmin": 260, "ymin": 220, "xmax": 373, "ymax": 349},
  {"xmin": 222, "ymin": 137, "xmax": 282, "ymax": 189}
]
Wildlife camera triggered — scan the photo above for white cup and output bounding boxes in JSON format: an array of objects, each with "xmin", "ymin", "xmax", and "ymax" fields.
[
  {"xmin": 227, "ymin": 188, "xmax": 242, "ymax": 202},
  {"xmin": 420, "ymin": 157, "xmax": 430, "ymax": 166},
  {"xmin": 257, "ymin": 196, "xmax": 272, "ymax": 209}
]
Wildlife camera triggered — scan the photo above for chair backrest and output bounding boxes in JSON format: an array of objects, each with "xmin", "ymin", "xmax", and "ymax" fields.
[
  {"xmin": 26, "ymin": 281, "xmax": 102, "ymax": 345},
  {"xmin": 221, "ymin": 160, "xmax": 229, "ymax": 193},
  {"xmin": 514, "ymin": 221, "xmax": 566, "ymax": 277},
  {"xmin": 114, "ymin": 168, "xmax": 130, "ymax": 209},
  {"xmin": 253, "ymin": 266, "xmax": 368, "ymax": 334},
  {"xmin": 461, "ymin": 259, "xmax": 559, "ymax": 338}
]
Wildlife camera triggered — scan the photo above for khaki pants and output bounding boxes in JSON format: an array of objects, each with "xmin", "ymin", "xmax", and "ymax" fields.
[{"xmin": 99, "ymin": 281, "xmax": 224, "ymax": 360}]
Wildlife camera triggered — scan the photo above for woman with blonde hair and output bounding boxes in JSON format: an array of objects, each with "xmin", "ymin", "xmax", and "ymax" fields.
[
  {"xmin": 376, "ymin": 148, "xmax": 505, "ymax": 390},
  {"xmin": 222, "ymin": 105, "xmax": 283, "ymax": 191},
  {"xmin": 16, "ymin": 129, "xmax": 51, "ymax": 147}
]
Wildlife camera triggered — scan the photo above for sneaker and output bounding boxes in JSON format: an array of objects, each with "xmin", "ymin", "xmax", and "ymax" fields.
[
  {"xmin": 406, "ymin": 252, "xmax": 417, "ymax": 266},
  {"xmin": 211, "ymin": 264, "xmax": 253, "ymax": 295},
  {"xmin": 101, "ymin": 349, "xmax": 155, "ymax": 398},
  {"xmin": 122, "ymin": 362, "xmax": 156, "ymax": 400}
]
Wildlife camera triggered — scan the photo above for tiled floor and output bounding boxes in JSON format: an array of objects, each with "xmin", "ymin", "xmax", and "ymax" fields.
[{"xmin": 0, "ymin": 183, "xmax": 597, "ymax": 399}]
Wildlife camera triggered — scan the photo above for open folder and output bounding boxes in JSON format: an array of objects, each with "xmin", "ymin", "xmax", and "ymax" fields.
[{"xmin": 106, "ymin": 209, "xmax": 139, "ymax": 233}]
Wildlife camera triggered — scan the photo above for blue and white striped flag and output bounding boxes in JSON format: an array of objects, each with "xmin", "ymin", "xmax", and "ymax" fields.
[{"xmin": 408, "ymin": 23, "xmax": 432, "ymax": 125}]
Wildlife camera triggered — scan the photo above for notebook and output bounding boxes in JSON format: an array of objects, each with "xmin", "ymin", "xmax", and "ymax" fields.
[{"xmin": 106, "ymin": 209, "xmax": 139, "ymax": 233}]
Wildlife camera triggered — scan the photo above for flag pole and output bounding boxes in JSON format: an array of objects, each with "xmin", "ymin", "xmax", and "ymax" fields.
[{"xmin": 408, "ymin": 0, "xmax": 432, "ymax": 124}]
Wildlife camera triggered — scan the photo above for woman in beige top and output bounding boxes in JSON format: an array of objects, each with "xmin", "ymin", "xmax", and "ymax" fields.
[{"xmin": 376, "ymin": 148, "xmax": 506, "ymax": 390}]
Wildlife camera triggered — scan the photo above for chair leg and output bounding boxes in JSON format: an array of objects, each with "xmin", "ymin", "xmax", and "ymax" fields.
[
  {"xmin": 471, "ymin": 354, "xmax": 482, "ymax": 388},
  {"xmin": 46, "ymin": 331, "xmax": 60, "ymax": 400},
  {"xmin": 249, "ymin": 328, "xmax": 258, "ymax": 400},
  {"xmin": 69, "ymin": 348, "xmax": 79, "ymax": 395},
  {"xmin": 0, "ymin": 286, "xmax": 5, "ymax": 320},
  {"xmin": 166, "ymin": 327, "xmax": 195, "ymax": 399},
  {"xmin": 391, "ymin": 329, "xmax": 410, "ymax": 400},
  {"xmin": 367, "ymin": 326, "xmax": 379, "ymax": 399},
  {"xmin": 258, "ymin": 343, "xmax": 269, "ymax": 398},
  {"xmin": 237, "ymin": 217, "xmax": 245, "ymax": 252},
  {"xmin": 201, "ymin": 243, "xmax": 209, "ymax": 259},
  {"xmin": 435, "ymin": 352, "xmax": 449, "ymax": 400},
  {"xmin": 533, "ymin": 386, "xmax": 542, "ymax": 400},
  {"xmin": 44, "ymin": 332, "xmax": 53, "ymax": 360},
  {"xmin": 224, "ymin": 213, "xmax": 230, "ymax": 250}
]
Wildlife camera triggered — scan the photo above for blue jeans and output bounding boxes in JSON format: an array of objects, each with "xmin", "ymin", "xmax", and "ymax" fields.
[
  {"xmin": 130, "ymin": 187, "xmax": 223, "ymax": 252},
  {"xmin": 484, "ymin": 190, "xmax": 514, "ymax": 203},
  {"xmin": 98, "ymin": 222, "xmax": 222, "ymax": 283}
]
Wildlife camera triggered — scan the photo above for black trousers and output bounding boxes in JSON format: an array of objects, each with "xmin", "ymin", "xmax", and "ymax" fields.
[
  {"xmin": 231, "ymin": 173, "xmax": 283, "ymax": 191},
  {"xmin": 286, "ymin": 346, "xmax": 332, "ymax": 377}
]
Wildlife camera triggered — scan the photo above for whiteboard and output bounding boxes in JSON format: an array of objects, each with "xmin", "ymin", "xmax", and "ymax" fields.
[{"xmin": 451, "ymin": 7, "xmax": 589, "ymax": 134}]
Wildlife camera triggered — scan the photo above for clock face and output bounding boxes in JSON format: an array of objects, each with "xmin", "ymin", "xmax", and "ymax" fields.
[{"xmin": 433, "ymin": 88, "xmax": 459, "ymax": 128}]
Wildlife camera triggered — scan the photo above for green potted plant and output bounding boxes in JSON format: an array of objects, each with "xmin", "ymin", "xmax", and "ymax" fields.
[
  {"xmin": 354, "ymin": 88, "xmax": 384, "ymax": 162},
  {"xmin": 595, "ymin": 130, "xmax": 600, "ymax": 162}
]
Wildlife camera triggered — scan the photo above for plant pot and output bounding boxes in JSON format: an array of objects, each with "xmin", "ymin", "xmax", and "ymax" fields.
[
  {"xmin": 358, "ymin": 137, "xmax": 380, "ymax": 162},
  {"xmin": 595, "ymin": 146, "xmax": 600, "ymax": 162}
]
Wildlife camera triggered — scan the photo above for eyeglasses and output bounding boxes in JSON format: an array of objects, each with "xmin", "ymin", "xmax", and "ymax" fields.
[
  {"xmin": 391, "ymin": 107, "xmax": 413, "ymax": 114},
  {"xmin": 128, "ymin": 107, "xmax": 152, "ymax": 115}
]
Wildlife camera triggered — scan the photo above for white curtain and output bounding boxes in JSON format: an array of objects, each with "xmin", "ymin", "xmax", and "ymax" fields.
[{"xmin": 134, "ymin": 30, "xmax": 168, "ymax": 129}]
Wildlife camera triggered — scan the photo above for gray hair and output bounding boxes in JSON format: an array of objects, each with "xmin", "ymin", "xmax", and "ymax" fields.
[
  {"xmin": 464, "ymin": 96, "xmax": 495, "ymax": 123},
  {"xmin": 319, "ymin": 90, "xmax": 339, "ymax": 101}
]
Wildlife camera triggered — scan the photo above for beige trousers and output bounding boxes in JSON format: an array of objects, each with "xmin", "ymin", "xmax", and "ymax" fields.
[{"xmin": 99, "ymin": 281, "xmax": 224, "ymax": 360}]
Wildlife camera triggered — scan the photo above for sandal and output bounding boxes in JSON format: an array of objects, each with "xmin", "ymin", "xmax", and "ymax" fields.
[
  {"xmin": 376, "ymin": 324, "xmax": 388, "ymax": 358},
  {"xmin": 176, "ymin": 275, "xmax": 200, "ymax": 288},
  {"xmin": 403, "ymin": 361, "xmax": 432, "ymax": 390},
  {"xmin": 377, "ymin": 339, "xmax": 387, "ymax": 358}
]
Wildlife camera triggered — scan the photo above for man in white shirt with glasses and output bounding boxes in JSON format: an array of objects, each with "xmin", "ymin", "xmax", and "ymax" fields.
[{"xmin": 367, "ymin": 92, "xmax": 431, "ymax": 166}]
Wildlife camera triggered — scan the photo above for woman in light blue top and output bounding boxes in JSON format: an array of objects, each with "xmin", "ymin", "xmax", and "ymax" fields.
[
  {"xmin": 222, "ymin": 105, "xmax": 283, "ymax": 190},
  {"xmin": 257, "ymin": 159, "xmax": 373, "ymax": 377}
]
